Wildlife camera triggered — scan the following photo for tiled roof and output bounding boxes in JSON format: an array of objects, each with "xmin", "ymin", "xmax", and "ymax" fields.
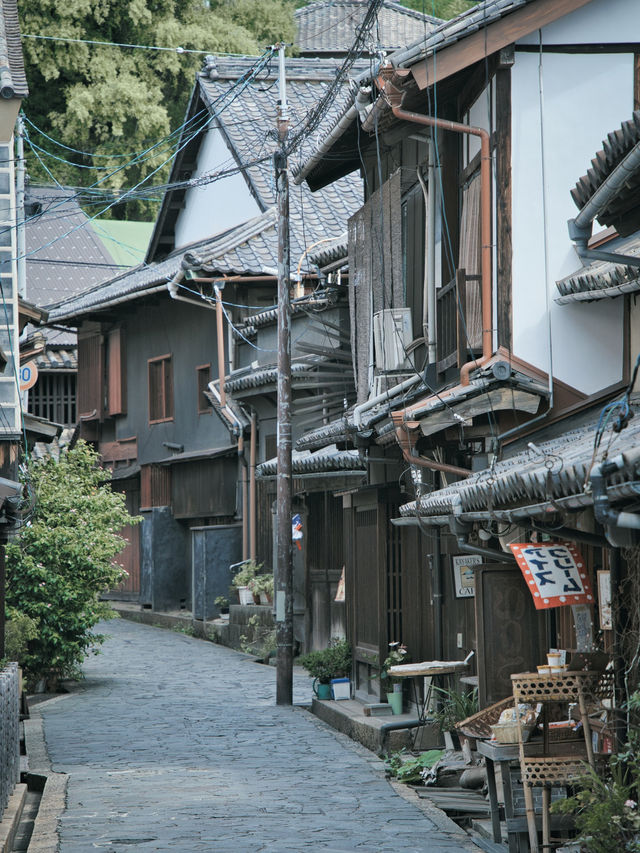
[
  {"xmin": 571, "ymin": 111, "xmax": 640, "ymax": 237},
  {"xmin": 256, "ymin": 445, "xmax": 366, "ymax": 477},
  {"xmin": 26, "ymin": 186, "xmax": 122, "ymax": 309},
  {"xmin": 295, "ymin": 1, "xmax": 440, "ymax": 55},
  {"xmin": 556, "ymin": 234, "xmax": 640, "ymax": 304},
  {"xmin": 0, "ymin": 0, "xmax": 27, "ymax": 98},
  {"xmin": 34, "ymin": 346, "xmax": 77, "ymax": 371},
  {"xmin": 390, "ymin": 0, "xmax": 538, "ymax": 69},
  {"xmin": 399, "ymin": 398, "xmax": 640, "ymax": 521},
  {"xmin": 197, "ymin": 56, "xmax": 364, "ymax": 264},
  {"xmin": 47, "ymin": 208, "xmax": 286, "ymax": 323}
]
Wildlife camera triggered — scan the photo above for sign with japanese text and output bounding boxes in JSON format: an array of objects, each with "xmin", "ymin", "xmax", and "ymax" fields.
[{"xmin": 509, "ymin": 542, "xmax": 594, "ymax": 610}]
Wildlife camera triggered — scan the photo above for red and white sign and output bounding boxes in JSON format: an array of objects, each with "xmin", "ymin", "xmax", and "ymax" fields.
[
  {"xmin": 19, "ymin": 362, "xmax": 38, "ymax": 391},
  {"xmin": 509, "ymin": 542, "xmax": 594, "ymax": 610}
]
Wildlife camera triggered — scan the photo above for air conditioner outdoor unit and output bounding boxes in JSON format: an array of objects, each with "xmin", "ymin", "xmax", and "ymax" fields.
[{"xmin": 373, "ymin": 308, "xmax": 412, "ymax": 372}]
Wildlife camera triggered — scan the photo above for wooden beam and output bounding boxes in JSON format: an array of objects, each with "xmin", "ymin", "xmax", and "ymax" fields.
[
  {"xmin": 495, "ymin": 67, "xmax": 512, "ymax": 351},
  {"xmin": 411, "ymin": 0, "xmax": 595, "ymax": 90}
]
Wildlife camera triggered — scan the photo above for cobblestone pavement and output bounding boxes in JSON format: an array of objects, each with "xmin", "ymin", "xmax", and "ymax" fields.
[{"xmin": 37, "ymin": 618, "xmax": 479, "ymax": 852}]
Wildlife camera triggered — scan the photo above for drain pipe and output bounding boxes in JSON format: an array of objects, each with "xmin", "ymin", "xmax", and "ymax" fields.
[
  {"xmin": 590, "ymin": 451, "xmax": 640, "ymax": 534},
  {"xmin": 417, "ymin": 156, "xmax": 437, "ymax": 367},
  {"xmin": 397, "ymin": 423, "xmax": 471, "ymax": 477},
  {"xmin": 377, "ymin": 67, "xmax": 492, "ymax": 386},
  {"xmin": 214, "ymin": 285, "xmax": 227, "ymax": 408},
  {"xmin": 239, "ymin": 435, "xmax": 249, "ymax": 560},
  {"xmin": 449, "ymin": 494, "xmax": 516, "ymax": 563},
  {"xmin": 353, "ymin": 374, "xmax": 421, "ymax": 430},
  {"xmin": 249, "ymin": 411, "xmax": 257, "ymax": 561},
  {"xmin": 569, "ymin": 137, "xmax": 640, "ymax": 269}
]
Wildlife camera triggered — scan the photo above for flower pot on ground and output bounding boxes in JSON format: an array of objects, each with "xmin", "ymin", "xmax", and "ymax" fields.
[
  {"xmin": 387, "ymin": 691, "xmax": 403, "ymax": 715},
  {"xmin": 298, "ymin": 638, "xmax": 351, "ymax": 699},
  {"xmin": 380, "ymin": 642, "xmax": 409, "ymax": 712}
]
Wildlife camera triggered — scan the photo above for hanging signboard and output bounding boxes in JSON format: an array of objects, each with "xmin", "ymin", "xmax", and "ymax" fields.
[
  {"xmin": 452, "ymin": 554, "xmax": 482, "ymax": 597},
  {"xmin": 509, "ymin": 542, "xmax": 594, "ymax": 610}
]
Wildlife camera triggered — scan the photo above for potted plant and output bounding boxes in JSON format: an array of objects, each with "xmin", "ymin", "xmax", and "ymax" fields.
[
  {"xmin": 432, "ymin": 685, "xmax": 479, "ymax": 750},
  {"xmin": 249, "ymin": 572, "xmax": 274, "ymax": 605},
  {"xmin": 214, "ymin": 595, "xmax": 229, "ymax": 617},
  {"xmin": 381, "ymin": 642, "xmax": 409, "ymax": 714},
  {"xmin": 298, "ymin": 638, "xmax": 351, "ymax": 700},
  {"xmin": 231, "ymin": 559, "xmax": 264, "ymax": 605}
]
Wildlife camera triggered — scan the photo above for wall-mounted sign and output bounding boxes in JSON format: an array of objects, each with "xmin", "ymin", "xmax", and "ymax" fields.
[
  {"xmin": 452, "ymin": 554, "xmax": 482, "ymax": 597},
  {"xmin": 509, "ymin": 542, "xmax": 594, "ymax": 610},
  {"xmin": 19, "ymin": 361, "xmax": 38, "ymax": 392}
]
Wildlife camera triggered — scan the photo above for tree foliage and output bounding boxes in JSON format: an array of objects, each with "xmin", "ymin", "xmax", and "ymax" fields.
[
  {"xmin": 5, "ymin": 441, "xmax": 140, "ymax": 686},
  {"xmin": 19, "ymin": 0, "xmax": 296, "ymax": 219}
]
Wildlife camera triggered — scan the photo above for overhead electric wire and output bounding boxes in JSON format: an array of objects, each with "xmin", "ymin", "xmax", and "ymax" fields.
[{"xmin": 22, "ymin": 32, "xmax": 253, "ymax": 58}]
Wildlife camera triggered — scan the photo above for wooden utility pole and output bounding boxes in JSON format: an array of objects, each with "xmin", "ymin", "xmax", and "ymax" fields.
[{"xmin": 275, "ymin": 44, "xmax": 293, "ymax": 706}]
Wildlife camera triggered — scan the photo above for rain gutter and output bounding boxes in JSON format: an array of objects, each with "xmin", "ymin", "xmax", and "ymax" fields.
[{"xmin": 568, "ymin": 138, "xmax": 640, "ymax": 268}]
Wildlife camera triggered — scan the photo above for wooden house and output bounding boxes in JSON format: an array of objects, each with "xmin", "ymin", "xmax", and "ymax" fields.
[{"xmin": 295, "ymin": 0, "xmax": 640, "ymax": 705}]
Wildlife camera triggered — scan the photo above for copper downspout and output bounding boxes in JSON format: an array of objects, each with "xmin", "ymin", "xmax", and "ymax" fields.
[
  {"xmin": 214, "ymin": 285, "xmax": 227, "ymax": 408},
  {"xmin": 249, "ymin": 412, "xmax": 257, "ymax": 561},
  {"xmin": 397, "ymin": 423, "xmax": 471, "ymax": 476},
  {"xmin": 377, "ymin": 68, "xmax": 493, "ymax": 386},
  {"xmin": 239, "ymin": 435, "xmax": 248, "ymax": 561}
]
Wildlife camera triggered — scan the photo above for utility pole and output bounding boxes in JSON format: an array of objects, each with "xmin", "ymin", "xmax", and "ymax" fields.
[{"xmin": 275, "ymin": 43, "xmax": 293, "ymax": 706}]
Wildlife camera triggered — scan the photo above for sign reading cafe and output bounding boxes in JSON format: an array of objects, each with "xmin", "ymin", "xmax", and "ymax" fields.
[{"xmin": 509, "ymin": 543, "xmax": 594, "ymax": 610}]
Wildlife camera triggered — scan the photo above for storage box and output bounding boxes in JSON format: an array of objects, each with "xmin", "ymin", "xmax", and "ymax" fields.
[{"xmin": 331, "ymin": 678, "xmax": 351, "ymax": 700}]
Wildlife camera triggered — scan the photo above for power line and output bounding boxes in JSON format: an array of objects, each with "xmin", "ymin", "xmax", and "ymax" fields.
[{"xmin": 22, "ymin": 32, "xmax": 252, "ymax": 58}]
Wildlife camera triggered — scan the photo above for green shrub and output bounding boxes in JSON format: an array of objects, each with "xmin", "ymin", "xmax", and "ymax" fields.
[
  {"xmin": 431, "ymin": 686, "xmax": 478, "ymax": 733},
  {"xmin": 4, "ymin": 608, "xmax": 38, "ymax": 665},
  {"xmin": 298, "ymin": 638, "xmax": 351, "ymax": 684},
  {"xmin": 6, "ymin": 441, "xmax": 140, "ymax": 687},
  {"xmin": 385, "ymin": 748, "xmax": 444, "ymax": 783}
]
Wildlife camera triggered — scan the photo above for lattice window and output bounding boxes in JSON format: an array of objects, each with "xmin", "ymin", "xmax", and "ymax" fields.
[{"xmin": 30, "ymin": 372, "xmax": 77, "ymax": 425}]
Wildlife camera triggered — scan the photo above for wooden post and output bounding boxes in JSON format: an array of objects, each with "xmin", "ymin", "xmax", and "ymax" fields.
[{"xmin": 275, "ymin": 45, "xmax": 293, "ymax": 707}]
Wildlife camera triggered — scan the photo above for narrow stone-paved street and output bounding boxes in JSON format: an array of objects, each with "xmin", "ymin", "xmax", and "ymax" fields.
[{"xmin": 34, "ymin": 618, "xmax": 479, "ymax": 852}]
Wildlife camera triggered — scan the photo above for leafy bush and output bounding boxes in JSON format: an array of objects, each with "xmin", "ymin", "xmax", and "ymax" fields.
[
  {"xmin": 3, "ymin": 608, "xmax": 39, "ymax": 666},
  {"xmin": 298, "ymin": 638, "xmax": 351, "ymax": 684},
  {"xmin": 6, "ymin": 441, "xmax": 140, "ymax": 687},
  {"xmin": 385, "ymin": 748, "xmax": 444, "ymax": 784},
  {"xmin": 431, "ymin": 686, "xmax": 479, "ymax": 733}
]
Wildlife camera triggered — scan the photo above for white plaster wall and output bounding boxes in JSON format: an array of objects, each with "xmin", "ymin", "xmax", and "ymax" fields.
[
  {"xmin": 519, "ymin": 0, "xmax": 640, "ymax": 45},
  {"xmin": 174, "ymin": 126, "xmax": 260, "ymax": 249},
  {"xmin": 511, "ymin": 46, "xmax": 632, "ymax": 394}
]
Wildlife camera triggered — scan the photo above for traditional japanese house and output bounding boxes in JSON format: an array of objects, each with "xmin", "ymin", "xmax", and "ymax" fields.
[{"xmin": 294, "ymin": 0, "xmax": 640, "ymax": 704}]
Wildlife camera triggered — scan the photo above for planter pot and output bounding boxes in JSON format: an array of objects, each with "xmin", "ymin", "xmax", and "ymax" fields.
[
  {"xmin": 331, "ymin": 677, "xmax": 350, "ymax": 700},
  {"xmin": 313, "ymin": 679, "xmax": 332, "ymax": 700},
  {"xmin": 387, "ymin": 691, "xmax": 403, "ymax": 715},
  {"xmin": 238, "ymin": 586, "xmax": 254, "ymax": 606},
  {"xmin": 259, "ymin": 592, "xmax": 273, "ymax": 606},
  {"xmin": 443, "ymin": 730, "xmax": 461, "ymax": 751}
]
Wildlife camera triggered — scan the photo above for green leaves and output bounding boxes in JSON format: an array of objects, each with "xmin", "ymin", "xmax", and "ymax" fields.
[
  {"xmin": 6, "ymin": 441, "xmax": 141, "ymax": 687},
  {"xmin": 19, "ymin": 0, "xmax": 295, "ymax": 219}
]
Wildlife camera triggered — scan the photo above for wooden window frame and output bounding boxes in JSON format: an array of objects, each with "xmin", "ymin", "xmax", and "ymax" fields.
[
  {"xmin": 196, "ymin": 363, "xmax": 211, "ymax": 415},
  {"xmin": 148, "ymin": 353, "xmax": 174, "ymax": 424}
]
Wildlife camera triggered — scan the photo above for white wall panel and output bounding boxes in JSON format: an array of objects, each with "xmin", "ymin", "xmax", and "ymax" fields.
[
  {"xmin": 519, "ymin": 0, "xmax": 640, "ymax": 45},
  {"xmin": 174, "ymin": 127, "xmax": 260, "ymax": 249},
  {"xmin": 510, "ymin": 49, "xmax": 632, "ymax": 394}
]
